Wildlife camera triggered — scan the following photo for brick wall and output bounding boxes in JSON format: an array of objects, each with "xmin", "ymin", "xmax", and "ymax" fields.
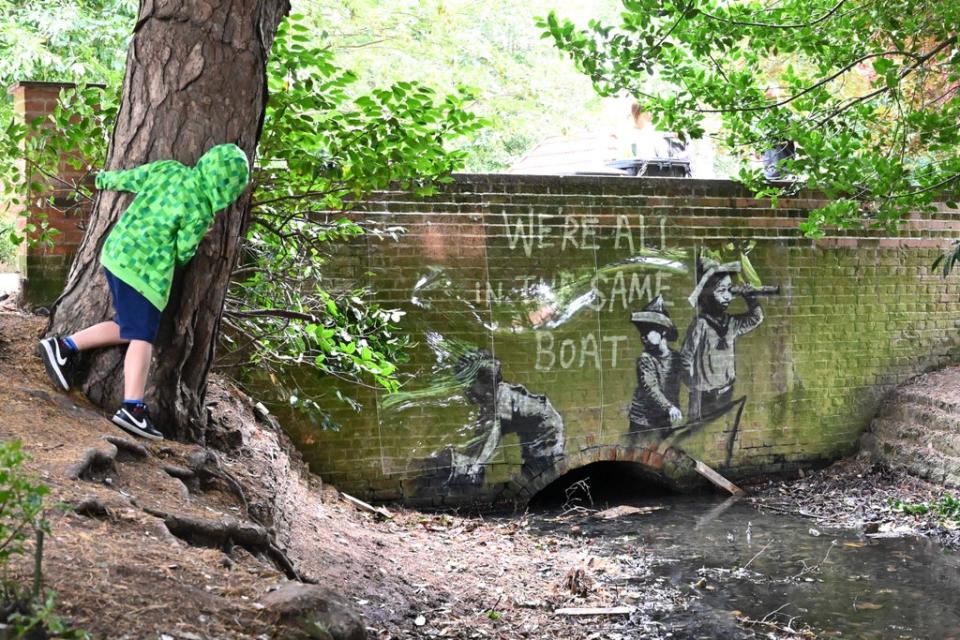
[
  {"xmin": 281, "ymin": 174, "xmax": 960, "ymax": 508},
  {"xmin": 8, "ymin": 82, "xmax": 94, "ymax": 307}
]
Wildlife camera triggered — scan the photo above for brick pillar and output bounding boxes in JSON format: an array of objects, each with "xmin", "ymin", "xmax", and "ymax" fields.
[{"xmin": 8, "ymin": 81, "xmax": 97, "ymax": 307}]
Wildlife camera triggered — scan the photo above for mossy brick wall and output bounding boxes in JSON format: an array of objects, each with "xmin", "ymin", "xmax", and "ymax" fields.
[
  {"xmin": 281, "ymin": 174, "xmax": 960, "ymax": 508},
  {"xmin": 8, "ymin": 82, "xmax": 93, "ymax": 308}
]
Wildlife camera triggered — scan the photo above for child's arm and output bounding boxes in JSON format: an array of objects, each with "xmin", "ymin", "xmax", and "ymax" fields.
[
  {"xmin": 94, "ymin": 163, "xmax": 153, "ymax": 193},
  {"xmin": 175, "ymin": 214, "xmax": 213, "ymax": 265}
]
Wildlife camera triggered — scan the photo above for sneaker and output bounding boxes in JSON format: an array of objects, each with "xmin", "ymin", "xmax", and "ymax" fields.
[
  {"xmin": 111, "ymin": 405, "xmax": 164, "ymax": 441},
  {"xmin": 39, "ymin": 337, "xmax": 77, "ymax": 392}
]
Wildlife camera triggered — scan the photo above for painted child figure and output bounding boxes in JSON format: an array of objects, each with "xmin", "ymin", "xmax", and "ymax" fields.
[
  {"xmin": 627, "ymin": 295, "xmax": 683, "ymax": 441},
  {"xmin": 39, "ymin": 144, "xmax": 249, "ymax": 440},
  {"xmin": 681, "ymin": 256, "xmax": 764, "ymax": 420}
]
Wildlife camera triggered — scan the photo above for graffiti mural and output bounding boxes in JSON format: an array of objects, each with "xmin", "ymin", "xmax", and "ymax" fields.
[
  {"xmin": 627, "ymin": 295, "xmax": 683, "ymax": 442},
  {"xmin": 365, "ymin": 209, "xmax": 784, "ymax": 502},
  {"xmin": 683, "ymin": 256, "xmax": 763, "ymax": 420},
  {"xmin": 271, "ymin": 181, "xmax": 957, "ymax": 506},
  {"xmin": 450, "ymin": 349, "xmax": 565, "ymax": 483},
  {"xmin": 407, "ymin": 348, "xmax": 565, "ymax": 488},
  {"xmin": 623, "ymin": 254, "xmax": 781, "ymax": 467}
]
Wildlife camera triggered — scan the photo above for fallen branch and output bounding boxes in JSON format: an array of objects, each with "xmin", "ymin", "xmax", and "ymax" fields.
[
  {"xmin": 693, "ymin": 459, "xmax": 747, "ymax": 497},
  {"xmin": 741, "ymin": 541, "xmax": 772, "ymax": 571},
  {"xmin": 341, "ymin": 492, "xmax": 393, "ymax": 519},
  {"xmin": 790, "ymin": 540, "xmax": 836, "ymax": 580}
]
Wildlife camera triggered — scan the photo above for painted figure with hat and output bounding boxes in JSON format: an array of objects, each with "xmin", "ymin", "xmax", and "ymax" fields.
[
  {"xmin": 628, "ymin": 295, "xmax": 684, "ymax": 439},
  {"xmin": 681, "ymin": 255, "xmax": 764, "ymax": 420}
]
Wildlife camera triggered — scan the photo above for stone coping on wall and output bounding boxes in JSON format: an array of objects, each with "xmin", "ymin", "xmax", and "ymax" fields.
[{"xmin": 372, "ymin": 173, "xmax": 960, "ymax": 222}]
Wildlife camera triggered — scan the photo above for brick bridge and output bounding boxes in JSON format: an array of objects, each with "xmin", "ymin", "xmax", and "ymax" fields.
[{"xmin": 280, "ymin": 174, "xmax": 960, "ymax": 508}]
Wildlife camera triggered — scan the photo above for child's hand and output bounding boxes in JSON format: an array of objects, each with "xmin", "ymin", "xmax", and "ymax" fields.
[{"xmin": 669, "ymin": 406, "xmax": 682, "ymax": 423}]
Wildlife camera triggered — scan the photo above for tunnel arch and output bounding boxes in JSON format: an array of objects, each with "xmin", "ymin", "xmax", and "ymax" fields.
[{"xmin": 498, "ymin": 444, "xmax": 689, "ymax": 507}]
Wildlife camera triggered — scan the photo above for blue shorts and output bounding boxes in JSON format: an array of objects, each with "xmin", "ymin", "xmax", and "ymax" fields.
[{"xmin": 104, "ymin": 268, "xmax": 162, "ymax": 343}]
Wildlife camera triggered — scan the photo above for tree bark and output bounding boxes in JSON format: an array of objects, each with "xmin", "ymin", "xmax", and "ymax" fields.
[{"xmin": 47, "ymin": 0, "xmax": 290, "ymax": 442}]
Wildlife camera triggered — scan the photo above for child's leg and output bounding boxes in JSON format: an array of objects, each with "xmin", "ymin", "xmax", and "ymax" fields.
[
  {"xmin": 70, "ymin": 321, "xmax": 129, "ymax": 351},
  {"xmin": 123, "ymin": 340, "xmax": 152, "ymax": 400}
]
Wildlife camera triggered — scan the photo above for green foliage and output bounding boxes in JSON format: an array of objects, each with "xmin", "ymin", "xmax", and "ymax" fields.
[
  {"xmin": 0, "ymin": 0, "xmax": 134, "ymax": 162},
  {"xmin": 6, "ymin": 591, "xmax": 90, "ymax": 639},
  {"xmin": 0, "ymin": 441, "xmax": 47, "ymax": 566},
  {"xmin": 220, "ymin": 15, "xmax": 482, "ymax": 421},
  {"xmin": 0, "ymin": 441, "xmax": 87, "ymax": 638},
  {"xmin": 0, "ymin": 218, "xmax": 17, "ymax": 269},
  {"xmin": 298, "ymin": 0, "xmax": 627, "ymax": 172},
  {"xmin": 0, "ymin": 0, "xmax": 129, "ymax": 250},
  {"xmin": 0, "ymin": 84, "xmax": 115, "ymax": 249},
  {"xmin": 892, "ymin": 493, "xmax": 960, "ymax": 520},
  {"xmin": 0, "ymin": 0, "xmax": 134, "ymax": 84},
  {"xmin": 540, "ymin": 0, "xmax": 960, "ymax": 234}
]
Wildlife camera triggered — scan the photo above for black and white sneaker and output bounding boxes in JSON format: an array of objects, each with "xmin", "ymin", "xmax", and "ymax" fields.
[
  {"xmin": 111, "ymin": 405, "xmax": 164, "ymax": 441},
  {"xmin": 38, "ymin": 337, "xmax": 77, "ymax": 392}
]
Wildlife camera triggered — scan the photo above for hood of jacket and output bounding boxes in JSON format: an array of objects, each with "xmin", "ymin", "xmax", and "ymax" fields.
[{"xmin": 194, "ymin": 143, "xmax": 250, "ymax": 212}]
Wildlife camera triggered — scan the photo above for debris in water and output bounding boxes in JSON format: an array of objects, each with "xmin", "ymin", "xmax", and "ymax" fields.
[
  {"xmin": 554, "ymin": 606, "xmax": 635, "ymax": 616},
  {"xmin": 591, "ymin": 505, "xmax": 664, "ymax": 520}
]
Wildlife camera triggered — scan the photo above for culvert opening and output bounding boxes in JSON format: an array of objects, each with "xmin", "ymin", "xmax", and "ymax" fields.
[{"xmin": 527, "ymin": 461, "xmax": 680, "ymax": 511}]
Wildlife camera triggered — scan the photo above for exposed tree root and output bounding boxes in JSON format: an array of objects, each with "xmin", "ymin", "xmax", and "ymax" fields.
[
  {"xmin": 104, "ymin": 435, "xmax": 150, "ymax": 460},
  {"xmin": 143, "ymin": 507, "xmax": 305, "ymax": 582},
  {"xmin": 67, "ymin": 441, "xmax": 118, "ymax": 481},
  {"xmin": 162, "ymin": 464, "xmax": 195, "ymax": 482},
  {"xmin": 163, "ymin": 449, "xmax": 251, "ymax": 516},
  {"xmin": 73, "ymin": 496, "xmax": 113, "ymax": 519}
]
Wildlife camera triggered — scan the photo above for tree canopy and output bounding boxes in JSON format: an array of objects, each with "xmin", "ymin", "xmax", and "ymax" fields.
[
  {"xmin": 303, "ymin": 0, "xmax": 626, "ymax": 171},
  {"xmin": 0, "ymin": 0, "xmax": 133, "ymax": 86},
  {"xmin": 541, "ymin": 0, "xmax": 960, "ymax": 234}
]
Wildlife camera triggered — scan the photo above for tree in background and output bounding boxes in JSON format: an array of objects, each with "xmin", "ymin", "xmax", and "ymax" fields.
[
  {"xmin": 0, "ymin": 0, "xmax": 134, "ymax": 103},
  {"xmin": 0, "ymin": 0, "xmax": 134, "ymax": 257},
  {"xmin": 541, "ymin": 0, "xmax": 960, "ymax": 234},
  {"xmin": 307, "ymin": 0, "xmax": 626, "ymax": 171}
]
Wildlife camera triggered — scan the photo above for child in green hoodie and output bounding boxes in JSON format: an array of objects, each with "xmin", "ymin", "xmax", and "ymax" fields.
[{"xmin": 39, "ymin": 143, "xmax": 250, "ymax": 440}]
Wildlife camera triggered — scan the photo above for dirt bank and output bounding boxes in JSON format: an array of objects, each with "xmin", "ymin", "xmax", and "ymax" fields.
[
  {"xmin": 0, "ymin": 312, "xmax": 698, "ymax": 639},
  {"xmin": 747, "ymin": 457, "xmax": 960, "ymax": 550}
]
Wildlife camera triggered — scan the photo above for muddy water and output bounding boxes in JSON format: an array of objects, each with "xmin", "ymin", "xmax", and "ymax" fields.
[{"xmin": 531, "ymin": 496, "xmax": 960, "ymax": 639}]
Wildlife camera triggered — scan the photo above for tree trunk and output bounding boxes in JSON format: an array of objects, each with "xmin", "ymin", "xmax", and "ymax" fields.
[{"xmin": 47, "ymin": 0, "xmax": 290, "ymax": 442}]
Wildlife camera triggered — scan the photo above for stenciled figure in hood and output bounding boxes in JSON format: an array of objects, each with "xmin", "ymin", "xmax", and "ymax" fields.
[
  {"xmin": 452, "ymin": 350, "xmax": 565, "ymax": 482},
  {"xmin": 415, "ymin": 349, "xmax": 565, "ymax": 488}
]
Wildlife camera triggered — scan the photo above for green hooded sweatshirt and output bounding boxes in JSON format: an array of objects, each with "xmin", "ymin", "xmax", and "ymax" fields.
[{"xmin": 96, "ymin": 144, "xmax": 250, "ymax": 311}]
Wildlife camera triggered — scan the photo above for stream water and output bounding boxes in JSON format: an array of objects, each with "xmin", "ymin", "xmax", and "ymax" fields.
[{"xmin": 530, "ymin": 496, "xmax": 960, "ymax": 639}]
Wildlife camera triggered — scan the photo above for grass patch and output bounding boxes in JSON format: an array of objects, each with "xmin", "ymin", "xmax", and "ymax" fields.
[{"xmin": 891, "ymin": 493, "xmax": 960, "ymax": 520}]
